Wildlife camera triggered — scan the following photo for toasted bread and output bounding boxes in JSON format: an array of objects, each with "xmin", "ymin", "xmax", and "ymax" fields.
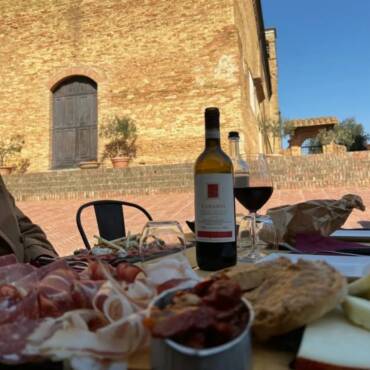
[{"xmin": 226, "ymin": 257, "xmax": 347, "ymax": 341}]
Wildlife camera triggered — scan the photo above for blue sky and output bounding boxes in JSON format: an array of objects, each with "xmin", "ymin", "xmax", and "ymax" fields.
[{"xmin": 262, "ymin": 0, "xmax": 370, "ymax": 134}]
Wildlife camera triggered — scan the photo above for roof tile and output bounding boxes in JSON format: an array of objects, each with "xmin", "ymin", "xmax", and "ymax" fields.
[{"xmin": 287, "ymin": 116, "xmax": 339, "ymax": 128}]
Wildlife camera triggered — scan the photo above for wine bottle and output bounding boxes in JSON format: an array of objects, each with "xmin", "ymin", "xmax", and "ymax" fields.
[
  {"xmin": 194, "ymin": 107, "xmax": 236, "ymax": 271},
  {"xmin": 228, "ymin": 131, "xmax": 249, "ymax": 189}
]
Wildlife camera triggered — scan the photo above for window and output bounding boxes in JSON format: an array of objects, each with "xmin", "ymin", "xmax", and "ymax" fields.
[{"xmin": 248, "ymin": 70, "xmax": 259, "ymax": 116}]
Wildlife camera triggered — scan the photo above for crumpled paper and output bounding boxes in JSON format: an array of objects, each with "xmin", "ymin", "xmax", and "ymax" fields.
[{"xmin": 266, "ymin": 194, "xmax": 365, "ymax": 245}]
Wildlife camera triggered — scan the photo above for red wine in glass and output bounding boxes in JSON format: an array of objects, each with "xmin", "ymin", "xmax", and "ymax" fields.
[
  {"xmin": 234, "ymin": 154, "xmax": 273, "ymax": 262},
  {"xmin": 234, "ymin": 186, "xmax": 273, "ymax": 212}
]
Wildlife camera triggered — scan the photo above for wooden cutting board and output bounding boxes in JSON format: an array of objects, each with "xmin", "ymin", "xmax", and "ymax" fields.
[{"xmin": 128, "ymin": 345, "xmax": 293, "ymax": 370}]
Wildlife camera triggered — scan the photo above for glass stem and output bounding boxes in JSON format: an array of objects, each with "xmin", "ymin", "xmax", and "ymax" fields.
[{"xmin": 249, "ymin": 211, "xmax": 257, "ymax": 255}]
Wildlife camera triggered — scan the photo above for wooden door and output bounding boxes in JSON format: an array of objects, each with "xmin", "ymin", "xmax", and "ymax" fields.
[{"xmin": 52, "ymin": 76, "xmax": 97, "ymax": 169}]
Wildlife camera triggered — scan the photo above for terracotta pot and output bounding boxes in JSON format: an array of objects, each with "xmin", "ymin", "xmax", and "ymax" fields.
[
  {"xmin": 111, "ymin": 156, "xmax": 130, "ymax": 168},
  {"xmin": 0, "ymin": 166, "xmax": 13, "ymax": 176},
  {"xmin": 79, "ymin": 161, "xmax": 100, "ymax": 170}
]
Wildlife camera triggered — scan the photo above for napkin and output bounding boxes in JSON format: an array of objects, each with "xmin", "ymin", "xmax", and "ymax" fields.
[
  {"xmin": 267, "ymin": 194, "xmax": 365, "ymax": 245},
  {"xmin": 296, "ymin": 233, "xmax": 370, "ymax": 255}
]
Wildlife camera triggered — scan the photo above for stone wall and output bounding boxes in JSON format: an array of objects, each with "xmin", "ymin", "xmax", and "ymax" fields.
[
  {"xmin": 267, "ymin": 151, "xmax": 370, "ymax": 189},
  {"xmin": 0, "ymin": 0, "xmax": 276, "ymax": 172},
  {"xmin": 4, "ymin": 163, "xmax": 194, "ymax": 201},
  {"xmin": 3, "ymin": 151, "xmax": 370, "ymax": 200}
]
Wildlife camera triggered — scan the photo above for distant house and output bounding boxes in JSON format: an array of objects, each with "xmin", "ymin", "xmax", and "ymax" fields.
[
  {"xmin": 286, "ymin": 117, "xmax": 339, "ymax": 155},
  {"xmin": 0, "ymin": 0, "xmax": 279, "ymax": 172}
]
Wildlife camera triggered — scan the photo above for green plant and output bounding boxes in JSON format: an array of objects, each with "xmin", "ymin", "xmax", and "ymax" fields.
[
  {"xmin": 315, "ymin": 118, "xmax": 369, "ymax": 151},
  {"xmin": 100, "ymin": 116, "xmax": 138, "ymax": 160},
  {"xmin": 257, "ymin": 118, "xmax": 279, "ymax": 153},
  {"xmin": 0, "ymin": 134, "xmax": 25, "ymax": 166},
  {"xmin": 14, "ymin": 158, "xmax": 31, "ymax": 174},
  {"xmin": 258, "ymin": 118, "xmax": 282, "ymax": 138},
  {"xmin": 258, "ymin": 116, "xmax": 286, "ymax": 152},
  {"xmin": 281, "ymin": 118, "xmax": 296, "ymax": 137}
]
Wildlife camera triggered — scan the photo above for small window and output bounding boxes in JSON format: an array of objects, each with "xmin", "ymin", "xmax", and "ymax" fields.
[
  {"xmin": 248, "ymin": 70, "xmax": 259, "ymax": 116},
  {"xmin": 301, "ymin": 138, "xmax": 323, "ymax": 155},
  {"xmin": 266, "ymin": 42, "xmax": 270, "ymax": 59}
]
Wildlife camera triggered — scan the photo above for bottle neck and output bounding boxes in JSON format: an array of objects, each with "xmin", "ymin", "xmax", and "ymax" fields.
[
  {"xmin": 229, "ymin": 138, "xmax": 241, "ymax": 159},
  {"xmin": 205, "ymin": 128, "xmax": 221, "ymax": 148}
]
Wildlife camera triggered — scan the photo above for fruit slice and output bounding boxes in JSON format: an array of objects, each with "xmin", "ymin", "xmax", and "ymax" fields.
[
  {"xmin": 348, "ymin": 274, "xmax": 370, "ymax": 296},
  {"xmin": 342, "ymin": 295, "xmax": 370, "ymax": 330},
  {"xmin": 297, "ymin": 309, "xmax": 370, "ymax": 370}
]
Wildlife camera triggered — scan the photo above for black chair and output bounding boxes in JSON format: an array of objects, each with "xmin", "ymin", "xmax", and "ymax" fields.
[{"xmin": 76, "ymin": 200, "xmax": 153, "ymax": 250}]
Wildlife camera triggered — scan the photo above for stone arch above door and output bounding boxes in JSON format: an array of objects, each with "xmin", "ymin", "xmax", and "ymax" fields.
[
  {"xmin": 47, "ymin": 66, "xmax": 106, "ymax": 90},
  {"xmin": 52, "ymin": 75, "xmax": 97, "ymax": 169}
]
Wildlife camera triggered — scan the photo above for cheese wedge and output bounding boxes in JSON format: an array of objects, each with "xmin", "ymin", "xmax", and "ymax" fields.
[
  {"xmin": 342, "ymin": 296, "xmax": 370, "ymax": 331},
  {"xmin": 348, "ymin": 274, "xmax": 370, "ymax": 296},
  {"xmin": 296, "ymin": 309, "xmax": 370, "ymax": 370}
]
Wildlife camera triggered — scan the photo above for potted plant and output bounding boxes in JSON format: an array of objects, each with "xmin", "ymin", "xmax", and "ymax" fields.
[
  {"xmin": 100, "ymin": 116, "xmax": 138, "ymax": 168},
  {"xmin": 0, "ymin": 135, "xmax": 25, "ymax": 176}
]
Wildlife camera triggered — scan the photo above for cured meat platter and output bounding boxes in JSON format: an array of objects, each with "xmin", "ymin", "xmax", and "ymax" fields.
[{"xmin": 0, "ymin": 253, "xmax": 199, "ymax": 369}]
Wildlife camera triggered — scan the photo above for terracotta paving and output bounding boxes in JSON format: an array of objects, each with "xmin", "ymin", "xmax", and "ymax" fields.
[{"xmin": 17, "ymin": 187, "xmax": 370, "ymax": 256}]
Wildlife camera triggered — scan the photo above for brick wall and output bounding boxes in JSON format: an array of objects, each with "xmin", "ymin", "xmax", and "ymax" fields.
[
  {"xmin": 0, "ymin": 0, "xmax": 276, "ymax": 172},
  {"xmin": 267, "ymin": 151, "xmax": 370, "ymax": 189},
  {"xmin": 3, "ymin": 151, "xmax": 370, "ymax": 200},
  {"xmin": 3, "ymin": 163, "xmax": 194, "ymax": 201}
]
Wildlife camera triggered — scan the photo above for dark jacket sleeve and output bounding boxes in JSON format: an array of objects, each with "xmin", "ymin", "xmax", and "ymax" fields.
[{"xmin": 13, "ymin": 201, "xmax": 58, "ymax": 262}]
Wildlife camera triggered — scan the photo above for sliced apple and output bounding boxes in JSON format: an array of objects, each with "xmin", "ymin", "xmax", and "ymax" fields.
[
  {"xmin": 348, "ymin": 274, "xmax": 370, "ymax": 296},
  {"xmin": 342, "ymin": 295, "xmax": 370, "ymax": 331}
]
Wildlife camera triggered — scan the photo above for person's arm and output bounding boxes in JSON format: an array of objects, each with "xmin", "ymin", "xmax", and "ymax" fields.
[{"xmin": 13, "ymin": 200, "xmax": 58, "ymax": 262}]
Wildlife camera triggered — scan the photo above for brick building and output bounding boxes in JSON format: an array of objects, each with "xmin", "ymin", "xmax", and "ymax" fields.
[{"xmin": 0, "ymin": 0, "xmax": 279, "ymax": 172}]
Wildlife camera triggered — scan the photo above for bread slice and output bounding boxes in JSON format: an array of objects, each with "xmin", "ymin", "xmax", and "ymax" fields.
[{"xmin": 228, "ymin": 258, "xmax": 347, "ymax": 341}]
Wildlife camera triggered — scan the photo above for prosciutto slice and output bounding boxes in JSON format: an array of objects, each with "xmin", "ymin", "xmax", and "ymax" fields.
[
  {"xmin": 38, "ymin": 266, "xmax": 79, "ymax": 318},
  {"xmin": 0, "ymin": 288, "xmax": 38, "ymax": 326},
  {"xmin": 24, "ymin": 309, "xmax": 142, "ymax": 360},
  {"xmin": 0, "ymin": 253, "xmax": 199, "ymax": 366},
  {"xmin": 145, "ymin": 256, "xmax": 200, "ymax": 286},
  {"xmin": 0, "ymin": 254, "xmax": 17, "ymax": 267},
  {"xmin": 72, "ymin": 280, "xmax": 103, "ymax": 309},
  {"xmin": 0, "ymin": 263, "xmax": 35, "ymax": 285},
  {"xmin": 0, "ymin": 316, "xmax": 43, "ymax": 364}
]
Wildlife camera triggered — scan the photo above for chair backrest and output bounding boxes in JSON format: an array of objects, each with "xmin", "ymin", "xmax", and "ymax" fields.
[{"xmin": 76, "ymin": 200, "xmax": 153, "ymax": 249}]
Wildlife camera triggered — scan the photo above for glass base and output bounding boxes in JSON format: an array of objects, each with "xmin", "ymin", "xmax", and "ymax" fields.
[
  {"xmin": 237, "ymin": 249, "xmax": 266, "ymax": 263},
  {"xmin": 237, "ymin": 213, "xmax": 277, "ymax": 263}
]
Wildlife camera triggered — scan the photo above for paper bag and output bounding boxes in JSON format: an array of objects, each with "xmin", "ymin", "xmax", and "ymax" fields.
[{"xmin": 267, "ymin": 194, "xmax": 365, "ymax": 245}]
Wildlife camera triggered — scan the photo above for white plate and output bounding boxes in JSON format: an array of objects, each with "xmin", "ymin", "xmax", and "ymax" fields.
[
  {"xmin": 330, "ymin": 229, "xmax": 370, "ymax": 242},
  {"xmin": 260, "ymin": 253, "xmax": 370, "ymax": 278}
]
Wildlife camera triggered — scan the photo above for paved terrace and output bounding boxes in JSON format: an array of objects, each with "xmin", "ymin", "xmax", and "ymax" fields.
[{"xmin": 18, "ymin": 187, "xmax": 370, "ymax": 257}]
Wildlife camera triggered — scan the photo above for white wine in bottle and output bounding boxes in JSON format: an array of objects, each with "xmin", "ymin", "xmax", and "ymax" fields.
[{"xmin": 194, "ymin": 107, "xmax": 236, "ymax": 271}]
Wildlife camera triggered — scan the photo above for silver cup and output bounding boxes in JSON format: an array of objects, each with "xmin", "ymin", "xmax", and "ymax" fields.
[{"xmin": 149, "ymin": 285, "xmax": 254, "ymax": 370}]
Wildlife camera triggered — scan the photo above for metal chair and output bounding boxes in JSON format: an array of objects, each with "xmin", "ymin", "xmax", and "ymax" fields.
[{"xmin": 76, "ymin": 200, "xmax": 153, "ymax": 250}]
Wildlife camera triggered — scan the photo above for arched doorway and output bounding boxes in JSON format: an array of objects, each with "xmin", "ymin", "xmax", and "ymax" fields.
[
  {"xmin": 52, "ymin": 76, "xmax": 97, "ymax": 169},
  {"xmin": 301, "ymin": 138, "xmax": 323, "ymax": 155}
]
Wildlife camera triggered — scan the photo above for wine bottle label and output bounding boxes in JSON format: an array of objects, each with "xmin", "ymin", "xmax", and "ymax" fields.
[
  {"xmin": 205, "ymin": 129, "xmax": 220, "ymax": 139},
  {"xmin": 195, "ymin": 173, "xmax": 235, "ymax": 243}
]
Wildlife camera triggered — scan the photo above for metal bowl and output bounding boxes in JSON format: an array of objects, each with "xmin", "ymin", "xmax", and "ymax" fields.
[{"xmin": 149, "ymin": 284, "xmax": 254, "ymax": 370}]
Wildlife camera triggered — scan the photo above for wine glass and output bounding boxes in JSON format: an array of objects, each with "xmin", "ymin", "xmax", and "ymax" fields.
[
  {"xmin": 235, "ymin": 154, "xmax": 274, "ymax": 261},
  {"xmin": 138, "ymin": 221, "xmax": 186, "ymax": 265}
]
